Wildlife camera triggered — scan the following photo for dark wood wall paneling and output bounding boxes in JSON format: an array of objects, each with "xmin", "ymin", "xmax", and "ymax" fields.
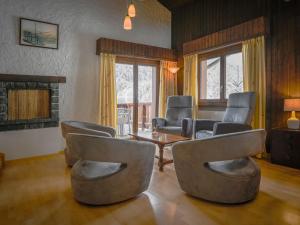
[
  {"xmin": 183, "ymin": 17, "xmax": 269, "ymax": 55},
  {"xmin": 172, "ymin": 0, "xmax": 269, "ymax": 51},
  {"xmin": 269, "ymin": 0, "xmax": 300, "ymax": 128},
  {"xmin": 171, "ymin": 0, "xmax": 300, "ymax": 129},
  {"xmin": 96, "ymin": 38, "xmax": 177, "ymax": 61}
]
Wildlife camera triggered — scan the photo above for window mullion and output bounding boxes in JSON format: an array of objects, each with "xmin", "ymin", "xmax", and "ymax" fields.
[{"xmin": 220, "ymin": 56, "xmax": 226, "ymax": 101}]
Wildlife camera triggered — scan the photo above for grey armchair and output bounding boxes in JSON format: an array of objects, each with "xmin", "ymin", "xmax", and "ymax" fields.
[
  {"xmin": 172, "ymin": 129, "xmax": 266, "ymax": 204},
  {"xmin": 152, "ymin": 96, "xmax": 192, "ymax": 136},
  {"xmin": 61, "ymin": 121, "xmax": 116, "ymax": 166},
  {"xmin": 66, "ymin": 134, "xmax": 156, "ymax": 205},
  {"xmin": 190, "ymin": 92, "xmax": 256, "ymax": 139}
]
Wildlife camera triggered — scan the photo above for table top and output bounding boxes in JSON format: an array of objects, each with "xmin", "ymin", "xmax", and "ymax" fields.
[{"xmin": 129, "ymin": 131, "xmax": 190, "ymax": 145}]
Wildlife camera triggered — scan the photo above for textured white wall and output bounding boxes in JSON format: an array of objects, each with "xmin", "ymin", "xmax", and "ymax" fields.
[{"xmin": 0, "ymin": 0, "xmax": 171, "ymax": 160}]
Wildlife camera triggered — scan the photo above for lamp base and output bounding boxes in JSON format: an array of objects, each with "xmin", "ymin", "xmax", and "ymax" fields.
[{"xmin": 287, "ymin": 118, "xmax": 300, "ymax": 129}]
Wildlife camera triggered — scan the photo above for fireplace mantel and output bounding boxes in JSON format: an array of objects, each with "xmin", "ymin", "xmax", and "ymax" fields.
[{"xmin": 0, "ymin": 74, "xmax": 66, "ymax": 83}]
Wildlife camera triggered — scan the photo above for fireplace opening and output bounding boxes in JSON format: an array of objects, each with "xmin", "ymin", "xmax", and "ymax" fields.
[{"xmin": 7, "ymin": 89, "xmax": 50, "ymax": 120}]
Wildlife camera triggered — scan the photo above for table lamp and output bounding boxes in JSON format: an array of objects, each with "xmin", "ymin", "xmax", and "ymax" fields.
[{"xmin": 284, "ymin": 98, "xmax": 300, "ymax": 129}]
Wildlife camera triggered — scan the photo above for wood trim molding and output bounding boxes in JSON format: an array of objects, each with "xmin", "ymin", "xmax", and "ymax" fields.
[
  {"xmin": 0, "ymin": 74, "xmax": 66, "ymax": 83},
  {"xmin": 97, "ymin": 38, "xmax": 177, "ymax": 61},
  {"xmin": 183, "ymin": 17, "xmax": 269, "ymax": 56}
]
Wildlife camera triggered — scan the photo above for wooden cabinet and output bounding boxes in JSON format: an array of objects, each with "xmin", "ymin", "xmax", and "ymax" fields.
[
  {"xmin": 270, "ymin": 128, "xmax": 300, "ymax": 169},
  {"xmin": 0, "ymin": 152, "xmax": 4, "ymax": 171}
]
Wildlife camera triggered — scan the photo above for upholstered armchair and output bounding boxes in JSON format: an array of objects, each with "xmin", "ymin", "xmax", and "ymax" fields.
[
  {"xmin": 152, "ymin": 96, "xmax": 192, "ymax": 137},
  {"xmin": 66, "ymin": 134, "xmax": 156, "ymax": 205},
  {"xmin": 172, "ymin": 129, "xmax": 266, "ymax": 204},
  {"xmin": 190, "ymin": 92, "xmax": 256, "ymax": 139},
  {"xmin": 61, "ymin": 121, "xmax": 116, "ymax": 166}
]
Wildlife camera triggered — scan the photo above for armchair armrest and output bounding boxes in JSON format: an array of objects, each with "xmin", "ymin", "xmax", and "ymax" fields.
[
  {"xmin": 213, "ymin": 122, "xmax": 252, "ymax": 135},
  {"xmin": 182, "ymin": 118, "xmax": 193, "ymax": 138},
  {"xmin": 193, "ymin": 119, "xmax": 220, "ymax": 133},
  {"xmin": 152, "ymin": 118, "xmax": 167, "ymax": 129}
]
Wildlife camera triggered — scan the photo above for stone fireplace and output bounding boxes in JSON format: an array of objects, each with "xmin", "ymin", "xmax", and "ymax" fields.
[{"xmin": 0, "ymin": 74, "xmax": 66, "ymax": 131}]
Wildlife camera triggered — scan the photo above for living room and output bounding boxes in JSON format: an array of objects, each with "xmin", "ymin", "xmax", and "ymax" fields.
[{"xmin": 0, "ymin": 0, "xmax": 299, "ymax": 225}]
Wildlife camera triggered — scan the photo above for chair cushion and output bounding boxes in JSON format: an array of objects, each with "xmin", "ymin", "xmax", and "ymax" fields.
[
  {"xmin": 223, "ymin": 92, "xmax": 256, "ymax": 125},
  {"xmin": 195, "ymin": 130, "xmax": 213, "ymax": 139},
  {"xmin": 166, "ymin": 108, "xmax": 192, "ymax": 126},
  {"xmin": 227, "ymin": 92, "xmax": 256, "ymax": 108},
  {"xmin": 72, "ymin": 160, "xmax": 127, "ymax": 181},
  {"xmin": 157, "ymin": 126, "xmax": 182, "ymax": 135},
  {"xmin": 167, "ymin": 96, "xmax": 192, "ymax": 108},
  {"xmin": 223, "ymin": 108, "xmax": 253, "ymax": 125},
  {"xmin": 206, "ymin": 158, "xmax": 259, "ymax": 178}
]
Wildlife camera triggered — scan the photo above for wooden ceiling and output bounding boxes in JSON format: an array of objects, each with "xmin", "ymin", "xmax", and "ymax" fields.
[{"xmin": 158, "ymin": 0, "xmax": 194, "ymax": 11}]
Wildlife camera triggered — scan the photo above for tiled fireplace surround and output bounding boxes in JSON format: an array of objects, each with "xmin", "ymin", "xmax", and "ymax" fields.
[{"xmin": 0, "ymin": 74, "xmax": 66, "ymax": 131}]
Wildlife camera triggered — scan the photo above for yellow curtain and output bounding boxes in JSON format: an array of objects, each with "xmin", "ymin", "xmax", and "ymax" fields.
[
  {"xmin": 183, "ymin": 54, "xmax": 198, "ymax": 118},
  {"xmin": 159, "ymin": 61, "xmax": 178, "ymax": 117},
  {"xmin": 242, "ymin": 36, "xmax": 266, "ymax": 130},
  {"xmin": 98, "ymin": 53, "xmax": 117, "ymax": 128}
]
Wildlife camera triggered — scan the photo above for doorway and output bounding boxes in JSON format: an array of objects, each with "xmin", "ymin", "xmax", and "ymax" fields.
[{"xmin": 115, "ymin": 57, "xmax": 159, "ymax": 136}]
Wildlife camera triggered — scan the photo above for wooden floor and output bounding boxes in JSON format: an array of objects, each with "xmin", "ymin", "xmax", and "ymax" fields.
[{"xmin": 0, "ymin": 153, "xmax": 300, "ymax": 225}]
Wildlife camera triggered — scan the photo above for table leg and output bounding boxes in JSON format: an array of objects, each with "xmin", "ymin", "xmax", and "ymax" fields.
[{"xmin": 158, "ymin": 144, "xmax": 164, "ymax": 172}]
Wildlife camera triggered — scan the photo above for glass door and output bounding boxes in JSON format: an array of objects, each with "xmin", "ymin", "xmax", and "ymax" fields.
[
  {"xmin": 115, "ymin": 63, "xmax": 134, "ymax": 136},
  {"xmin": 137, "ymin": 65, "xmax": 157, "ymax": 132},
  {"xmin": 115, "ymin": 59, "xmax": 158, "ymax": 136}
]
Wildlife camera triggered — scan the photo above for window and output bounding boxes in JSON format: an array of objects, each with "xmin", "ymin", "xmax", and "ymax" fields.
[
  {"xmin": 225, "ymin": 52, "xmax": 243, "ymax": 98},
  {"xmin": 198, "ymin": 45, "xmax": 243, "ymax": 107},
  {"xmin": 199, "ymin": 57, "xmax": 221, "ymax": 100}
]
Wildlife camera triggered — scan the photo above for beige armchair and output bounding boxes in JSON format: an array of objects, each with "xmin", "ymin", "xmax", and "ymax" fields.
[
  {"xmin": 172, "ymin": 129, "xmax": 266, "ymax": 204},
  {"xmin": 61, "ymin": 121, "xmax": 116, "ymax": 166},
  {"xmin": 66, "ymin": 134, "xmax": 156, "ymax": 205}
]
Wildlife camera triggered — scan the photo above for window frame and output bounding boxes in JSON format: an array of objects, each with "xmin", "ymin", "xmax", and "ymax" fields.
[{"xmin": 197, "ymin": 44, "xmax": 243, "ymax": 109}]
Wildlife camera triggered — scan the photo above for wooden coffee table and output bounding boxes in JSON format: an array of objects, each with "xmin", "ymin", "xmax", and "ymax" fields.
[{"xmin": 129, "ymin": 131, "xmax": 190, "ymax": 171}]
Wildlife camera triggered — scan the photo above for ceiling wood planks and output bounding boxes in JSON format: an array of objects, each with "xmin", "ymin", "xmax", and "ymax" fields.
[{"xmin": 158, "ymin": 0, "xmax": 194, "ymax": 10}]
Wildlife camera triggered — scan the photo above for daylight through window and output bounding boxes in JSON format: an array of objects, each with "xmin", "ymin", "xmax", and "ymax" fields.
[{"xmin": 198, "ymin": 45, "xmax": 244, "ymax": 106}]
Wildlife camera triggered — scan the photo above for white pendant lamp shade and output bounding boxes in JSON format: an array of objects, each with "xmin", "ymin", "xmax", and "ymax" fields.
[
  {"xmin": 123, "ymin": 15, "xmax": 132, "ymax": 30},
  {"xmin": 128, "ymin": 3, "xmax": 136, "ymax": 17}
]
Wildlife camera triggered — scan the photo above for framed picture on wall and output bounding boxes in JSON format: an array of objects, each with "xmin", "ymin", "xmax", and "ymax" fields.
[{"xmin": 19, "ymin": 18, "xmax": 59, "ymax": 49}]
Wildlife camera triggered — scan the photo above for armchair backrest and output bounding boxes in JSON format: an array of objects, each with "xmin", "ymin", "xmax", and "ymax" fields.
[
  {"xmin": 61, "ymin": 121, "xmax": 116, "ymax": 138},
  {"xmin": 223, "ymin": 92, "xmax": 256, "ymax": 125},
  {"xmin": 165, "ymin": 96, "xmax": 193, "ymax": 126}
]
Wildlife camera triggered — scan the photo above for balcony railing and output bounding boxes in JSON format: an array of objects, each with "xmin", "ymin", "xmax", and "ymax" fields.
[{"xmin": 117, "ymin": 102, "xmax": 152, "ymax": 135}]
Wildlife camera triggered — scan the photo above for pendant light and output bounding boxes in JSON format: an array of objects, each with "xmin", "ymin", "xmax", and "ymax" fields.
[
  {"xmin": 123, "ymin": 14, "xmax": 132, "ymax": 30},
  {"xmin": 128, "ymin": 1, "xmax": 136, "ymax": 18}
]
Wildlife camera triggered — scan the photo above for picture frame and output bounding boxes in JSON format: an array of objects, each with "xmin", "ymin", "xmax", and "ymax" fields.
[{"xmin": 19, "ymin": 18, "xmax": 59, "ymax": 49}]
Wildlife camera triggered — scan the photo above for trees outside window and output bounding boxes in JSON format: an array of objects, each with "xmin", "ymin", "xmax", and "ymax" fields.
[{"xmin": 198, "ymin": 45, "xmax": 243, "ymax": 107}]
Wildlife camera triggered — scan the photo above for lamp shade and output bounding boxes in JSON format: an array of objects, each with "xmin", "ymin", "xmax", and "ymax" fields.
[
  {"xmin": 123, "ymin": 15, "xmax": 132, "ymax": 30},
  {"xmin": 128, "ymin": 3, "xmax": 136, "ymax": 17},
  {"xmin": 284, "ymin": 99, "xmax": 300, "ymax": 111}
]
